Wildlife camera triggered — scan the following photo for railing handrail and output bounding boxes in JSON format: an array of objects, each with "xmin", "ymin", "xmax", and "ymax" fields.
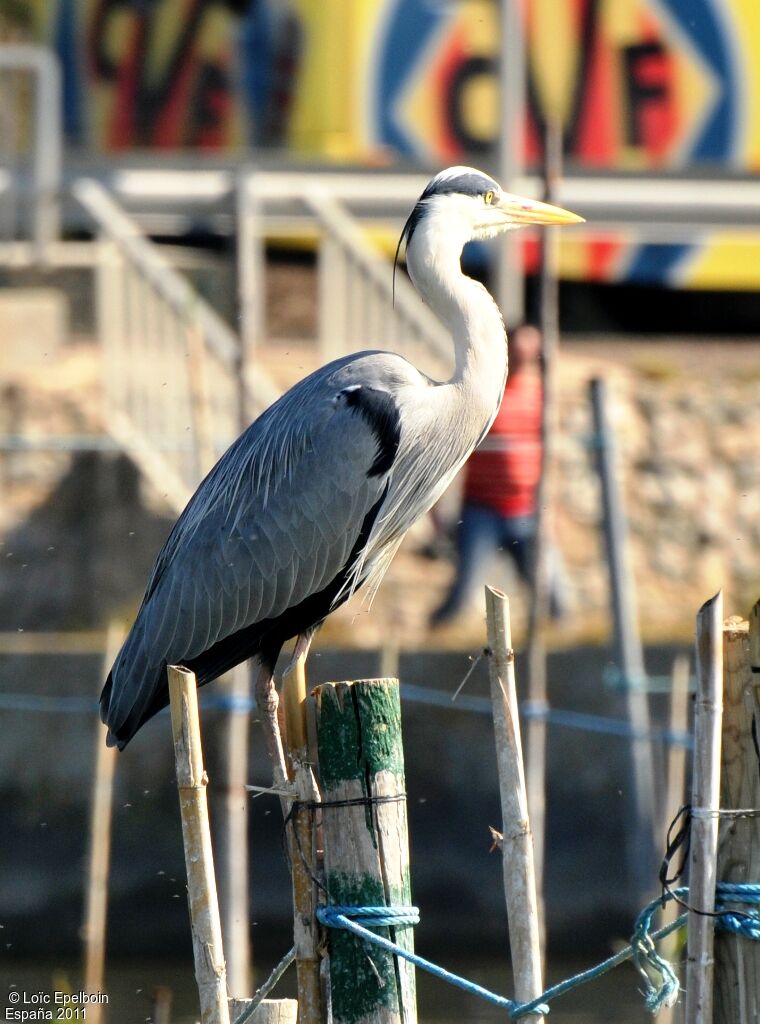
[
  {"xmin": 236, "ymin": 168, "xmax": 760, "ymax": 228},
  {"xmin": 71, "ymin": 176, "xmax": 281, "ymax": 513},
  {"xmin": 73, "ymin": 178, "xmax": 240, "ymax": 369},
  {"xmin": 301, "ymin": 186, "xmax": 451, "ymax": 370}
]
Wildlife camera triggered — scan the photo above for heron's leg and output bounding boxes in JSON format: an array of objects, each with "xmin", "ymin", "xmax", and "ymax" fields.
[
  {"xmin": 253, "ymin": 660, "xmax": 289, "ymax": 789},
  {"xmin": 280, "ymin": 630, "xmax": 315, "ymax": 767},
  {"xmin": 288, "ymin": 630, "xmax": 315, "ymax": 671}
]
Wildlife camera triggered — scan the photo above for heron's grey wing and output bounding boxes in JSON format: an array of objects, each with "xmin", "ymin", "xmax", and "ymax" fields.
[{"xmin": 104, "ymin": 365, "xmax": 400, "ymax": 737}]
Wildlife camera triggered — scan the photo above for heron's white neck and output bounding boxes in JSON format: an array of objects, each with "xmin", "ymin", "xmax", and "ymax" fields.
[{"xmin": 406, "ymin": 217, "xmax": 508, "ymax": 407}]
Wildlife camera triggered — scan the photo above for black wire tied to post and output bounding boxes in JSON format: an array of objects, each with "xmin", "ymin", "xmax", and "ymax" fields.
[
  {"xmin": 282, "ymin": 793, "xmax": 408, "ymax": 892},
  {"xmin": 660, "ymin": 804, "xmax": 759, "ymax": 923}
]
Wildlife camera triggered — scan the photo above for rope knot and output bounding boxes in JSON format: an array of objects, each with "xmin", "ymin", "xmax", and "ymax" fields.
[{"xmin": 318, "ymin": 905, "xmax": 420, "ymax": 929}]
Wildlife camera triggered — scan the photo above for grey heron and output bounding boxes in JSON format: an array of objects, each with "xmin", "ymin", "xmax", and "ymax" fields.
[{"xmin": 101, "ymin": 166, "xmax": 582, "ymax": 780}]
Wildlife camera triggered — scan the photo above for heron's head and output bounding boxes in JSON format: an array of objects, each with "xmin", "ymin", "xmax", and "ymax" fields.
[{"xmin": 396, "ymin": 165, "xmax": 583, "ymax": 274}]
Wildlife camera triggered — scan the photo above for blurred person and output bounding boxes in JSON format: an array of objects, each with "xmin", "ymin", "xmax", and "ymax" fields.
[{"xmin": 430, "ymin": 323, "xmax": 566, "ymax": 626}]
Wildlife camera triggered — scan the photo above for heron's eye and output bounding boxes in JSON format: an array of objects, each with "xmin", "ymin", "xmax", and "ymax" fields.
[{"xmin": 484, "ymin": 190, "xmax": 494, "ymax": 205}]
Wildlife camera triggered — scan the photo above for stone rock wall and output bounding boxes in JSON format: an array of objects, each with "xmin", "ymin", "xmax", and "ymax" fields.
[{"xmin": 554, "ymin": 347, "xmax": 760, "ymax": 638}]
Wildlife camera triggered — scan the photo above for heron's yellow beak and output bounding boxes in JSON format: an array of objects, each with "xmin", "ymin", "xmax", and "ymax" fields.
[{"xmin": 495, "ymin": 191, "xmax": 585, "ymax": 226}]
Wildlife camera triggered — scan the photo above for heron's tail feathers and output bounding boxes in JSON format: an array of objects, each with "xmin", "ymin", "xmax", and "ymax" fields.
[
  {"xmin": 99, "ymin": 671, "xmax": 119, "ymax": 748},
  {"xmin": 99, "ymin": 620, "xmax": 172, "ymax": 749},
  {"xmin": 100, "ymin": 660, "xmax": 171, "ymax": 750}
]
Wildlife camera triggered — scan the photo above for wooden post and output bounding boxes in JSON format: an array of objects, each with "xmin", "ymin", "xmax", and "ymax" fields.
[
  {"xmin": 314, "ymin": 678, "xmax": 416, "ymax": 1024},
  {"xmin": 82, "ymin": 623, "xmax": 124, "ymax": 1021},
  {"xmin": 589, "ymin": 376, "xmax": 658, "ymax": 898},
  {"xmin": 524, "ymin": 118, "xmax": 563, "ymax": 947},
  {"xmin": 281, "ymin": 652, "xmax": 323, "ymax": 1024},
  {"xmin": 217, "ymin": 663, "xmax": 253, "ymax": 999},
  {"xmin": 714, "ymin": 604, "xmax": 760, "ymax": 1022},
  {"xmin": 485, "ymin": 588, "xmax": 544, "ymax": 1020},
  {"xmin": 168, "ymin": 665, "xmax": 230, "ymax": 1024},
  {"xmin": 685, "ymin": 592, "xmax": 723, "ymax": 1024}
]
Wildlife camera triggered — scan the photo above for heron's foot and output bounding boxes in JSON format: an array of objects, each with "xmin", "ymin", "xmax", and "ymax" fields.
[{"xmin": 254, "ymin": 665, "xmax": 289, "ymax": 790}]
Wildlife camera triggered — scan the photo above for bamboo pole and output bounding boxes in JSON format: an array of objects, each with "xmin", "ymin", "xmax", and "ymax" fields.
[
  {"xmin": 714, "ymin": 604, "xmax": 760, "ymax": 1022},
  {"xmin": 217, "ymin": 664, "xmax": 253, "ymax": 999},
  {"xmin": 82, "ymin": 623, "xmax": 124, "ymax": 1021},
  {"xmin": 281, "ymin": 652, "xmax": 322, "ymax": 1024},
  {"xmin": 665, "ymin": 653, "xmax": 691, "ymax": 826},
  {"xmin": 168, "ymin": 665, "xmax": 230, "ymax": 1024},
  {"xmin": 657, "ymin": 651, "xmax": 691, "ymax": 1015},
  {"xmin": 685, "ymin": 592, "xmax": 723, "ymax": 1024},
  {"xmin": 750, "ymin": 600, "xmax": 760, "ymax": 679},
  {"xmin": 496, "ymin": 0, "xmax": 526, "ymax": 325},
  {"xmin": 485, "ymin": 587, "xmax": 543, "ymax": 1020},
  {"xmin": 151, "ymin": 986, "xmax": 173, "ymax": 1024},
  {"xmin": 524, "ymin": 118, "xmax": 563, "ymax": 948},
  {"xmin": 589, "ymin": 376, "xmax": 658, "ymax": 899},
  {"xmin": 314, "ymin": 678, "xmax": 416, "ymax": 1024}
]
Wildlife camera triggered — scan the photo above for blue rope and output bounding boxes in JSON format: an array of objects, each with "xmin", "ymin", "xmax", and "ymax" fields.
[
  {"xmin": 715, "ymin": 882, "xmax": 760, "ymax": 941},
  {"xmin": 401, "ymin": 684, "xmax": 692, "ymax": 746},
  {"xmin": 0, "ymin": 692, "xmax": 261, "ymax": 715},
  {"xmin": 319, "ymin": 882, "xmax": 760, "ymax": 1019},
  {"xmin": 602, "ymin": 665, "xmax": 696, "ymax": 695},
  {"xmin": 0, "ymin": 693, "xmax": 96, "ymax": 713},
  {"xmin": 520, "ymin": 702, "xmax": 693, "ymax": 748},
  {"xmin": 0, "ymin": 683, "xmax": 692, "ymax": 746},
  {"xmin": 317, "ymin": 905, "xmax": 548, "ymax": 1017},
  {"xmin": 401, "ymin": 682, "xmax": 492, "ymax": 715}
]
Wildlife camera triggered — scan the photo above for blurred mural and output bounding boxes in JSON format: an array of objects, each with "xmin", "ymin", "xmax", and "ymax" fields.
[
  {"xmin": 10, "ymin": 0, "xmax": 756, "ymax": 167},
  {"xmin": 7, "ymin": 0, "xmax": 760, "ymax": 290}
]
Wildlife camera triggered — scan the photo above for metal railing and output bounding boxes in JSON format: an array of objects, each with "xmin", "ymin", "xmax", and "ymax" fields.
[
  {"xmin": 235, "ymin": 168, "xmax": 760, "ymax": 380},
  {"xmin": 307, "ymin": 188, "xmax": 452, "ymax": 377},
  {"xmin": 73, "ymin": 178, "xmax": 280, "ymax": 513},
  {"xmin": 0, "ymin": 45, "xmax": 61, "ymax": 257},
  {"xmin": 237, "ymin": 171, "xmax": 453, "ymax": 380}
]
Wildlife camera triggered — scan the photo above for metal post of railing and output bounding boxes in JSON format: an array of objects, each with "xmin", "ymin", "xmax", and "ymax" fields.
[
  {"xmin": 236, "ymin": 169, "xmax": 266, "ymax": 419},
  {"xmin": 0, "ymin": 46, "xmax": 62, "ymax": 258},
  {"xmin": 317, "ymin": 234, "xmax": 346, "ymax": 361},
  {"xmin": 497, "ymin": 0, "xmax": 526, "ymax": 326},
  {"xmin": 32, "ymin": 47, "xmax": 62, "ymax": 259}
]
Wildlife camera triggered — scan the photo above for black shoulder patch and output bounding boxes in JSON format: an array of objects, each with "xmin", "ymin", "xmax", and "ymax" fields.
[{"xmin": 341, "ymin": 386, "xmax": 401, "ymax": 477}]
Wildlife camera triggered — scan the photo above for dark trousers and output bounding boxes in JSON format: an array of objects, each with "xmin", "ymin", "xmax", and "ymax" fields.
[{"xmin": 431, "ymin": 502, "xmax": 565, "ymax": 625}]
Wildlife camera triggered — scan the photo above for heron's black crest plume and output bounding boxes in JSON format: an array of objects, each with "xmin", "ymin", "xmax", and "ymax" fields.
[{"xmin": 392, "ymin": 212, "xmax": 412, "ymax": 308}]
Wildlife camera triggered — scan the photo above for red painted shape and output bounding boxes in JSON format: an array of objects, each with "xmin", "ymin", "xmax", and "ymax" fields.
[
  {"xmin": 575, "ymin": 26, "xmax": 616, "ymax": 165},
  {"xmin": 522, "ymin": 235, "xmax": 540, "ymax": 275},
  {"xmin": 587, "ymin": 237, "xmax": 621, "ymax": 280},
  {"xmin": 634, "ymin": 16, "xmax": 676, "ymax": 163},
  {"xmin": 152, "ymin": 44, "xmax": 197, "ymax": 147},
  {"xmin": 107, "ymin": 12, "xmax": 145, "ymax": 149}
]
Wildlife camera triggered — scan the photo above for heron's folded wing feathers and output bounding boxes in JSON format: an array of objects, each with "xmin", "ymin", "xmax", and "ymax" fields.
[{"xmin": 104, "ymin": 375, "xmax": 391, "ymax": 735}]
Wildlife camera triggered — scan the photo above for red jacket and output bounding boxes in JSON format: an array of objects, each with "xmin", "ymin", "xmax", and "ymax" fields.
[{"xmin": 463, "ymin": 370, "xmax": 543, "ymax": 517}]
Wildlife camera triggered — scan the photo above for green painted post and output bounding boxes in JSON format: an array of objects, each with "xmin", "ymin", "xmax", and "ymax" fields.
[{"xmin": 314, "ymin": 678, "xmax": 416, "ymax": 1024}]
